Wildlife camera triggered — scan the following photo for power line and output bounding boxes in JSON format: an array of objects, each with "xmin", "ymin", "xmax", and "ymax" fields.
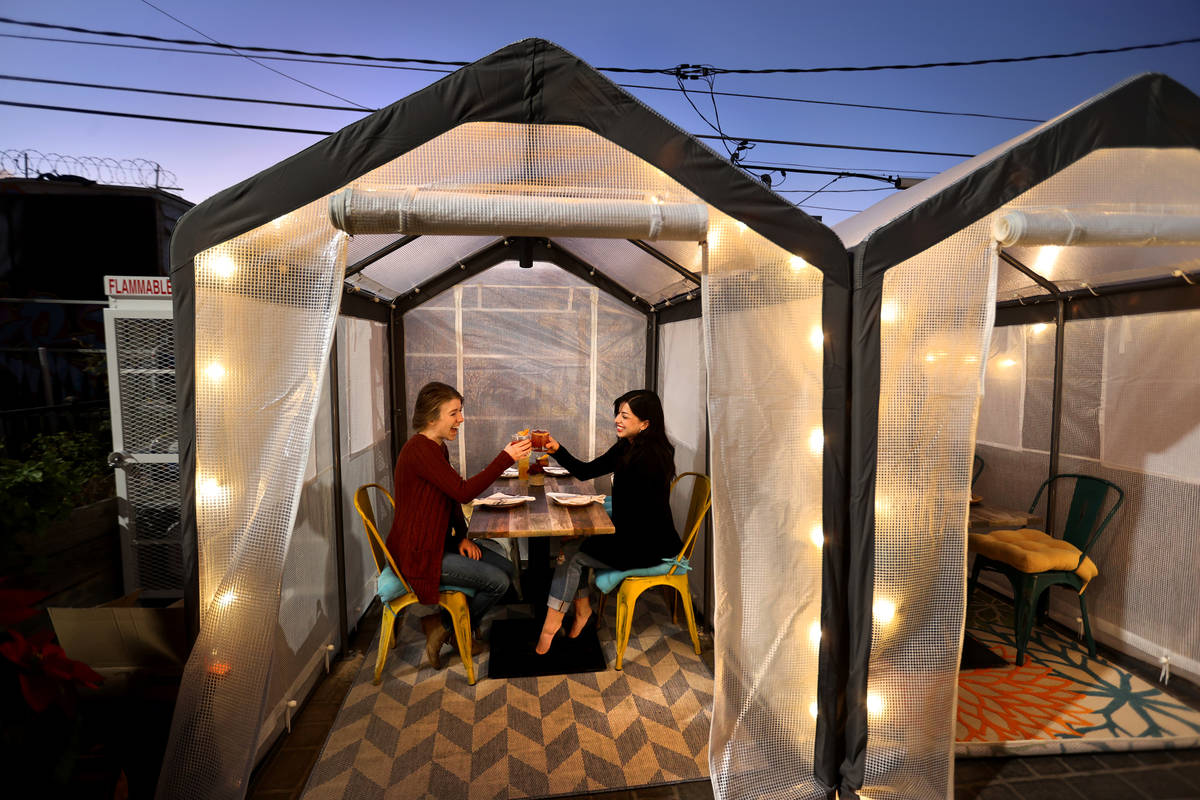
[
  {"xmin": 2, "ymin": 16, "xmax": 1197, "ymax": 75},
  {"xmin": 0, "ymin": 85, "xmax": 976, "ymax": 159},
  {"xmin": 0, "ymin": 99, "xmax": 334, "ymax": 135},
  {"xmin": 700, "ymin": 135, "xmax": 971, "ymax": 158},
  {"xmin": 0, "ymin": 33, "xmax": 457, "ymax": 74},
  {"xmin": 0, "ymin": 73, "xmax": 372, "ymax": 112},
  {"xmin": 135, "ymin": 0, "xmax": 370, "ymax": 110},
  {"xmin": 619, "ymin": 82, "xmax": 1042, "ymax": 123}
]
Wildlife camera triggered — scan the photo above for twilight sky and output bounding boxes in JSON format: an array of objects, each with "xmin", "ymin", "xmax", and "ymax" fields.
[{"xmin": 2, "ymin": 0, "xmax": 1198, "ymax": 225}]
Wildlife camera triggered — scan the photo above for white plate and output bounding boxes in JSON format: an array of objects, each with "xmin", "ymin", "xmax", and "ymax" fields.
[
  {"xmin": 475, "ymin": 493, "xmax": 532, "ymax": 508},
  {"xmin": 547, "ymin": 492, "xmax": 604, "ymax": 507},
  {"xmin": 542, "ymin": 465, "xmax": 570, "ymax": 476},
  {"xmin": 500, "ymin": 467, "xmax": 519, "ymax": 478}
]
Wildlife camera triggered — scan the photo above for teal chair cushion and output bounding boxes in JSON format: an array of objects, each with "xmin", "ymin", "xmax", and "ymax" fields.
[
  {"xmin": 595, "ymin": 557, "xmax": 691, "ymax": 594},
  {"xmin": 377, "ymin": 566, "xmax": 475, "ymax": 602}
]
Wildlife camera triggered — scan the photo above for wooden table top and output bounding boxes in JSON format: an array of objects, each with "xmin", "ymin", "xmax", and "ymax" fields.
[
  {"xmin": 467, "ymin": 476, "xmax": 615, "ymax": 539},
  {"xmin": 968, "ymin": 503, "xmax": 1044, "ymax": 532}
]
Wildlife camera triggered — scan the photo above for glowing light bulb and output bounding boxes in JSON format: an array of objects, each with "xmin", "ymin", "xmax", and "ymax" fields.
[
  {"xmin": 809, "ymin": 701, "xmax": 819, "ymax": 719},
  {"xmin": 789, "ymin": 255, "xmax": 809, "ymax": 273},
  {"xmin": 880, "ymin": 301, "xmax": 898, "ymax": 323},
  {"xmin": 810, "ymin": 524, "xmax": 824, "ymax": 548},
  {"xmin": 217, "ymin": 591, "xmax": 237, "ymax": 608},
  {"xmin": 1033, "ymin": 245, "xmax": 1061, "ymax": 278},
  {"xmin": 867, "ymin": 693, "xmax": 884, "ymax": 715},
  {"xmin": 197, "ymin": 477, "xmax": 228, "ymax": 503},
  {"xmin": 809, "ymin": 621, "xmax": 822, "ymax": 647},
  {"xmin": 204, "ymin": 362, "xmax": 226, "ymax": 382},
  {"xmin": 1000, "ymin": 358, "xmax": 1017, "ymax": 368},
  {"xmin": 1032, "ymin": 323, "xmax": 1048, "ymax": 335},
  {"xmin": 875, "ymin": 497, "xmax": 891, "ymax": 517},
  {"xmin": 206, "ymin": 253, "xmax": 237, "ymax": 279},
  {"xmin": 873, "ymin": 598, "xmax": 896, "ymax": 625},
  {"xmin": 808, "ymin": 428, "xmax": 824, "ymax": 455},
  {"xmin": 736, "ymin": 221, "xmax": 747, "ymax": 233},
  {"xmin": 809, "ymin": 326, "xmax": 824, "ymax": 351}
]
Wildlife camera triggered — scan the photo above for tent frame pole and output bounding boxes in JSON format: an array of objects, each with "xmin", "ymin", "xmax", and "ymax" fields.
[
  {"xmin": 327, "ymin": 330, "xmax": 351, "ymax": 655},
  {"xmin": 998, "ymin": 249, "xmax": 1064, "ymax": 536}
]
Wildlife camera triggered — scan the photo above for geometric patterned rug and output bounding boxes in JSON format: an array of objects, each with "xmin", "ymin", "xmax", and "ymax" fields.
[
  {"xmin": 957, "ymin": 590, "xmax": 1200, "ymax": 757},
  {"xmin": 300, "ymin": 592, "xmax": 713, "ymax": 799}
]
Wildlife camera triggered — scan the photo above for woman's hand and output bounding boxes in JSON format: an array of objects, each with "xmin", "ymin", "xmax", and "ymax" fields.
[
  {"xmin": 544, "ymin": 434, "xmax": 560, "ymax": 454},
  {"xmin": 458, "ymin": 538, "xmax": 482, "ymax": 560},
  {"xmin": 503, "ymin": 438, "xmax": 532, "ymax": 461}
]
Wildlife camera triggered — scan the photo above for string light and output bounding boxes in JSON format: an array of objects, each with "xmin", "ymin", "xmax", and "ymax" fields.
[
  {"xmin": 201, "ymin": 251, "xmax": 237, "ymax": 279},
  {"xmin": 216, "ymin": 591, "xmax": 237, "ymax": 608},
  {"xmin": 809, "ymin": 621, "xmax": 822, "ymax": 647},
  {"xmin": 873, "ymin": 598, "xmax": 896, "ymax": 625},
  {"xmin": 808, "ymin": 427, "xmax": 824, "ymax": 455},
  {"xmin": 789, "ymin": 255, "xmax": 809, "ymax": 273},
  {"xmin": 810, "ymin": 524, "xmax": 824, "ymax": 548},
  {"xmin": 1032, "ymin": 322, "xmax": 1048, "ymax": 334},
  {"xmin": 204, "ymin": 361, "xmax": 226, "ymax": 382},
  {"xmin": 999, "ymin": 358, "xmax": 1017, "ymax": 368},
  {"xmin": 867, "ymin": 693, "xmax": 885, "ymax": 715},
  {"xmin": 880, "ymin": 301, "xmax": 898, "ymax": 323},
  {"xmin": 809, "ymin": 326, "xmax": 824, "ymax": 351},
  {"xmin": 1033, "ymin": 245, "xmax": 1061, "ymax": 278},
  {"xmin": 809, "ymin": 701, "xmax": 819, "ymax": 719}
]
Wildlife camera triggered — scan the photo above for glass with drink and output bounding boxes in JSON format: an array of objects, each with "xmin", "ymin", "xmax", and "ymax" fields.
[
  {"xmin": 531, "ymin": 429, "xmax": 549, "ymax": 451},
  {"xmin": 511, "ymin": 429, "xmax": 531, "ymax": 480}
]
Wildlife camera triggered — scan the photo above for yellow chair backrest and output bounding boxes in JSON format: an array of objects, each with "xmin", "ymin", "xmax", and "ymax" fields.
[
  {"xmin": 669, "ymin": 472, "xmax": 712, "ymax": 574},
  {"xmin": 353, "ymin": 483, "xmax": 413, "ymax": 596}
]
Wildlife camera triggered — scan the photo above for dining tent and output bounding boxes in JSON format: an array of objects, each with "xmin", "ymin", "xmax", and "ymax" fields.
[
  {"xmin": 832, "ymin": 72, "xmax": 1200, "ymax": 793},
  {"xmin": 157, "ymin": 38, "xmax": 868, "ymax": 800}
]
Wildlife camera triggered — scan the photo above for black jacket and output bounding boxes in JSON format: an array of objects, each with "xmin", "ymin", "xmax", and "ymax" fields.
[{"xmin": 553, "ymin": 439, "xmax": 680, "ymax": 570}]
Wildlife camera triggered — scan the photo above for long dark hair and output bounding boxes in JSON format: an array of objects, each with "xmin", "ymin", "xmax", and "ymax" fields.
[
  {"xmin": 614, "ymin": 389, "xmax": 675, "ymax": 477},
  {"xmin": 412, "ymin": 381, "xmax": 463, "ymax": 432}
]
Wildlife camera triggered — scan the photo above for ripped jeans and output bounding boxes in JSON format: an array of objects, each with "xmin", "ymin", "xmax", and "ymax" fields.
[{"xmin": 546, "ymin": 549, "xmax": 614, "ymax": 612}]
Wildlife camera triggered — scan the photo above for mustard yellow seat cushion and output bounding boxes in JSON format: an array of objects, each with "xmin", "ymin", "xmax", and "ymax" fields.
[{"xmin": 968, "ymin": 528, "xmax": 1098, "ymax": 591}]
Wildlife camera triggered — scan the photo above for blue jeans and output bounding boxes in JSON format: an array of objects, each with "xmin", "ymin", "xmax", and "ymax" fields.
[
  {"xmin": 440, "ymin": 540, "xmax": 513, "ymax": 629},
  {"xmin": 547, "ymin": 549, "xmax": 614, "ymax": 612}
]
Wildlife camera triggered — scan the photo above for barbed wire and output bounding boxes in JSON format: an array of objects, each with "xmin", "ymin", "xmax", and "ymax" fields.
[{"xmin": 0, "ymin": 149, "xmax": 180, "ymax": 189}]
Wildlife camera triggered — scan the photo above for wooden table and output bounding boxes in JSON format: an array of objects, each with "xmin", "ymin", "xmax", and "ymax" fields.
[
  {"xmin": 468, "ymin": 476, "xmax": 615, "ymax": 540},
  {"xmin": 968, "ymin": 503, "xmax": 1044, "ymax": 532}
]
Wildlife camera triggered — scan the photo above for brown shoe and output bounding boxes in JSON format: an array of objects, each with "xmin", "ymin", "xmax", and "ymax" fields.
[
  {"xmin": 421, "ymin": 614, "xmax": 450, "ymax": 670},
  {"xmin": 453, "ymin": 632, "xmax": 487, "ymax": 656}
]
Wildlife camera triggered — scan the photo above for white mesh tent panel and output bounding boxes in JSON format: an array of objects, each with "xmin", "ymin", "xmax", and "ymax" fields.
[
  {"xmin": 976, "ymin": 325, "xmax": 1025, "ymax": 451},
  {"xmin": 658, "ymin": 317, "xmax": 709, "ymax": 610},
  {"xmin": 337, "ymin": 317, "xmax": 393, "ymax": 630},
  {"xmin": 704, "ymin": 210, "xmax": 826, "ymax": 800},
  {"xmin": 258, "ymin": 357, "xmax": 339, "ymax": 755},
  {"xmin": 402, "ymin": 260, "xmax": 645, "ymax": 473},
  {"xmin": 865, "ymin": 231, "xmax": 996, "ymax": 800}
]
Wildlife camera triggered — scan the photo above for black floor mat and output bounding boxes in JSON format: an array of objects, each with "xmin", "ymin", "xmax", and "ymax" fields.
[
  {"xmin": 486, "ymin": 617, "xmax": 608, "ymax": 679},
  {"xmin": 960, "ymin": 632, "xmax": 1009, "ymax": 670}
]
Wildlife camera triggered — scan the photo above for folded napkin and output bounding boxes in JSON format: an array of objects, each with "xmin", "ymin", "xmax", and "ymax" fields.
[
  {"xmin": 473, "ymin": 492, "xmax": 535, "ymax": 506},
  {"xmin": 542, "ymin": 465, "xmax": 570, "ymax": 476},
  {"xmin": 546, "ymin": 492, "xmax": 606, "ymax": 505},
  {"xmin": 500, "ymin": 467, "xmax": 519, "ymax": 477}
]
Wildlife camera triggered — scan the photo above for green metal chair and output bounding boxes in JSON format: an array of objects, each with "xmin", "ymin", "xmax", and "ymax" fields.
[{"xmin": 968, "ymin": 473, "xmax": 1123, "ymax": 666}]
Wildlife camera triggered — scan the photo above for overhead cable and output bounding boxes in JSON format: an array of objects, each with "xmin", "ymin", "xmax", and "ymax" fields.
[
  {"xmin": 1, "ymin": 16, "xmax": 1196, "ymax": 75},
  {"xmin": 0, "ymin": 93, "xmax": 974, "ymax": 158},
  {"xmin": 135, "ymin": 0, "xmax": 370, "ymax": 109}
]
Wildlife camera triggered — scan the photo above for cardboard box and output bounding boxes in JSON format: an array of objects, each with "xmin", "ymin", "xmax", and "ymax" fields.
[{"xmin": 49, "ymin": 595, "xmax": 187, "ymax": 675}]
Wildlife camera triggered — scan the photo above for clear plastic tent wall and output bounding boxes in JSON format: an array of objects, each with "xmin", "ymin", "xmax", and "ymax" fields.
[
  {"xmin": 403, "ymin": 261, "xmax": 646, "ymax": 473},
  {"xmin": 161, "ymin": 118, "xmax": 838, "ymax": 798},
  {"xmin": 704, "ymin": 217, "xmax": 826, "ymax": 798}
]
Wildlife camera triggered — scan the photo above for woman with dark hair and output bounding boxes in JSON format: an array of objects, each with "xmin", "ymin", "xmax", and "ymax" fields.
[
  {"xmin": 386, "ymin": 381, "xmax": 532, "ymax": 669},
  {"xmin": 536, "ymin": 389, "xmax": 679, "ymax": 653}
]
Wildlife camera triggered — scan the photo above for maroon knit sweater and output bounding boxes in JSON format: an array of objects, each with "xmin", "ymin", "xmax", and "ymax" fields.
[{"xmin": 385, "ymin": 434, "xmax": 513, "ymax": 604}]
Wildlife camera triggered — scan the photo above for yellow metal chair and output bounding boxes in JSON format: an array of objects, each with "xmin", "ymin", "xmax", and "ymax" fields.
[
  {"xmin": 354, "ymin": 483, "xmax": 477, "ymax": 685},
  {"xmin": 596, "ymin": 472, "xmax": 711, "ymax": 670}
]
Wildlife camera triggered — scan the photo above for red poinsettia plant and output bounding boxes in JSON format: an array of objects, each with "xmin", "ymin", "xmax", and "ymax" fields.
[{"xmin": 0, "ymin": 582, "xmax": 104, "ymax": 715}]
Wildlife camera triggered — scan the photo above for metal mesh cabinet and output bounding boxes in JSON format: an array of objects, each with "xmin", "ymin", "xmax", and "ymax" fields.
[{"xmin": 103, "ymin": 299, "xmax": 183, "ymax": 598}]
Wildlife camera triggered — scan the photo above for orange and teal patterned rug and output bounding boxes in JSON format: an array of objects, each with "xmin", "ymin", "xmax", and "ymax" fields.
[{"xmin": 957, "ymin": 591, "xmax": 1200, "ymax": 756}]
